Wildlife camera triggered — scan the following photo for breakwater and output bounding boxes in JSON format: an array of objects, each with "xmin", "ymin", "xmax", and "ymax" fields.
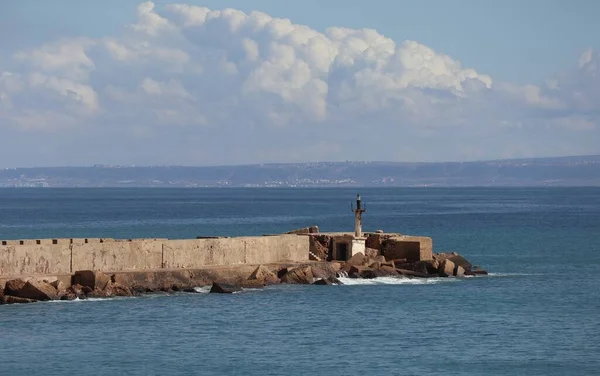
[{"xmin": 0, "ymin": 235, "xmax": 308, "ymax": 283}]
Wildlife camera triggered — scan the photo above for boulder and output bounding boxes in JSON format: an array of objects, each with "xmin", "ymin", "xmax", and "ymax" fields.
[
  {"xmin": 1, "ymin": 296, "xmax": 38, "ymax": 305},
  {"xmin": 86, "ymin": 288, "xmax": 110, "ymax": 299},
  {"xmin": 311, "ymin": 263, "xmax": 337, "ymax": 280},
  {"xmin": 329, "ymin": 262, "xmax": 342, "ymax": 272},
  {"xmin": 240, "ymin": 279, "xmax": 265, "ymax": 289},
  {"xmin": 377, "ymin": 265, "xmax": 400, "ymax": 277},
  {"xmin": 425, "ymin": 260, "xmax": 440, "ymax": 274},
  {"xmin": 280, "ymin": 266, "xmax": 314, "ymax": 284},
  {"xmin": 396, "ymin": 269, "xmax": 430, "ymax": 278},
  {"xmin": 277, "ymin": 267, "xmax": 293, "ymax": 279},
  {"xmin": 439, "ymin": 259, "xmax": 456, "ymax": 277},
  {"xmin": 105, "ymin": 282, "xmax": 133, "ymax": 297},
  {"xmin": 343, "ymin": 253, "xmax": 367, "ymax": 272},
  {"xmin": 454, "ymin": 265, "xmax": 465, "ymax": 277},
  {"xmin": 12, "ymin": 280, "xmax": 58, "ymax": 301},
  {"xmin": 248, "ymin": 265, "xmax": 280, "ymax": 285},
  {"xmin": 4, "ymin": 279, "xmax": 27, "ymax": 296},
  {"xmin": 365, "ymin": 248, "xmax": 380, "ymax": 259},
  {"xmin": 73, "ymin": 270, "xmax": 111, "ymax": 290},
  {"xmin": 50, "ymin": 280, "xmax": 66, "ymax": 293},
  {"xmin": 312, "ymin": 276, "xmax": 343, "ymax": 285},
  {"xmin": 349, "ymin": 265, "xmax": 377, "ymax": 279},
  {"xmin": 60, "ymin": 292, "xmax": 77, "ymax": 301},
  {"xmin": 434, "ymin": 253, "xmax": 473, "ymax": 272},
  {"xmin": 0, "ymin": 286, "xmax": 4, "ymax": 300},
  {"xmin": 394, "ymin": 261, "xmax": 430, "ymax": 274},
  {"xmin": 209, "ymin": 282, "xmax": 242, "ymax": 294}
]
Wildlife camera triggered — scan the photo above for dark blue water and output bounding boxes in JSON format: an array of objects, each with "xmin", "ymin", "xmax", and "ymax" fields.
[{"xmin": 1, "ymin": 188, "xmax": 599, "ymax": 375}]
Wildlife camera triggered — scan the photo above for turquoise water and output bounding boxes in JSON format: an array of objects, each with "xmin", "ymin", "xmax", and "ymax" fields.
[{"xmin": 1, "ymin": 188, "xmax": 599, "ymax": 375}]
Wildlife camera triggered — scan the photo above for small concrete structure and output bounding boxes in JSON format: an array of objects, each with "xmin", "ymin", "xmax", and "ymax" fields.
[
  {"xmin": 329, "ymin": 194, "xmax": 368, "ymax": 261},
  {"xmin": 331, "ymin": 235, "xmax": 366, "ymax": 261}
]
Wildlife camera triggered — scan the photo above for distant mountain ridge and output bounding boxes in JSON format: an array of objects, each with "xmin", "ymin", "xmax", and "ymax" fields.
[{"xmin": 2, "ymin": 155, "xmax": 599, "ymax": 187}]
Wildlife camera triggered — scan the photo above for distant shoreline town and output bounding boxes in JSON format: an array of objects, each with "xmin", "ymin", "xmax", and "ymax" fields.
[{"xmin": 1, "ymin": 155, "xmax": 599, "ymax": 188}]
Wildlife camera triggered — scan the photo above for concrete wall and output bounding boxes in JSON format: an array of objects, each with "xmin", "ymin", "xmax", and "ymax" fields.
[
  {"xmin": 0, "ymin": 243, "xmax": 71, "ymax": 276},
  {"xmin": 0, "ymin": 235, "xmax": 309, "ymax": 277},
  {"xmin": 382, "ymin": 236, "xmax": 433, "ymax": 262}
]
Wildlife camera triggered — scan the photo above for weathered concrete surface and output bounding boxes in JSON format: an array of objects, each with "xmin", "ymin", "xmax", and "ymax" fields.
[
  {"xmin": 71, "ymin": 239, "xmax": 163, "ymax": 272},
  {"xmin": 382, "ymin": 235, "xmax": 433, "ymax": 262},
  {"xmin": 0, "ymin": 244, "xmax": 71, "ymax": 276},
  {"xmin": 1, "ymin": 235, "xmax": 309, "ymax": 280},
  {"xmin": 163, "ymin": 235, "xmax": 307, "ymax": 269}
]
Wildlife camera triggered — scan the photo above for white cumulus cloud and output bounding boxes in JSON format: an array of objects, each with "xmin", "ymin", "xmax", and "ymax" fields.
[{"xmin": 0, "ymin": 1, "xmax": 598, "ymax": 166}]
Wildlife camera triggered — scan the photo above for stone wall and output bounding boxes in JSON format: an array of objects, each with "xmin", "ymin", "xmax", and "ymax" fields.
[{"xmin": 0, "ymin": 235, "xmax": 309, "ymax": 277}]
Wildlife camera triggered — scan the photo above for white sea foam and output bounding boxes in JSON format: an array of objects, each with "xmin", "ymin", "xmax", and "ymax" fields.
[
  {"xmin": 193, "ymin": 286, "xmax": 211, "ymax": 293},
  {"xmin": 487, "ymin": 272, "xmax": 540, "ymax": 277},
  {"xmin": 48, "ymin": 297, "xmax": 121, "ymax": 303},
  {"xmin": 337, "ymin": 276, "xmax": 459, "ymax": 285}
]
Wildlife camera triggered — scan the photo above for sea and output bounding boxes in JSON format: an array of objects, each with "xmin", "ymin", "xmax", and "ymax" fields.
[{"xmin": 0, "ymin": 187, "xmax": 599, "ymax": 376}]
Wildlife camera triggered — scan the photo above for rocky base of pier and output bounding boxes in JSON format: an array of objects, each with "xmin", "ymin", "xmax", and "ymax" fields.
[{"xmin": 0, "ymin": 251, "xmax": 487, "ymax": 304}]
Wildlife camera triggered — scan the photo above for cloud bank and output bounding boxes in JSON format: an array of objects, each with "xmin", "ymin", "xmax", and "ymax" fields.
[{"xmin": 0, "ymin": 1, "xmax": 598, "ymax": 166}]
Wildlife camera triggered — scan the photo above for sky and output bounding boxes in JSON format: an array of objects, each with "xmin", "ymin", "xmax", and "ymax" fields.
[{"xmin": 0, "ymin": 0, "xmax": 599, "ymax": 167}]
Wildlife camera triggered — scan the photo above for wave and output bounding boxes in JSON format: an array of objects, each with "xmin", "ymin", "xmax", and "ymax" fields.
[
  {"xmin": 487, "ymin": 272, "xmax": 541, "ymax": 277},
  {"xmin": 47, "ymin": 297, "xmax": 123, "ymax": 303},
  {"xmin": 337, "ymin": 276, "xmax": 460, "ymax": 285}
]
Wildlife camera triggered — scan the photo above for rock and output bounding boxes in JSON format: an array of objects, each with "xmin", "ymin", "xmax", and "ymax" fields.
[
  {"xmin": 396, "ymin": 269, "xmax": 430, "ymax": 278},
  {"xmin": 439, "ymin": 259, "xmax": 456, "ymax": 277},
  {"xmin": 86, "ymin": 288, "xmax": 110, "ymax": 299},
  {"xmin": 240, "ymin": 279, "xmax": 265, "ymax": 289},
  {"xmin": 73, "ymin": 270, "xmax": 111, "ymax": 290},
  {"xmin": 368, "ymin": 261, "xmax": 381, "ymax": 269},
  {"xmin": 454, "ymin": 265, "xmax": 465, "ymax": 277},
  {"xmin": 425, "ymin": 260, "xmax": 440, "ymax": 274},
  {"xmin": 248, "ymin": 265, "xmax": 280, "ymax": 285},
  {"xmin": 209, "ymin": 282, "xmax": 242, "ymax": 294},
  {"xmin": 12, "ymin": 280, "xmax": 58, "ymax": 301},
  {"xmin": 434, "ymin": 253, "xmax": 473, "ymax": 272},
  {"xmin": 277, "ymin": 267, "xmax": 293, "ymax": 279},
  {"xmin": 311, "ymin": 263, "xmax": 337, "ymax": 280},
  {"xmin": 1, "ymin": 295, "xmax": 38, "ymax": 305},
  {"xmin": 377, "ymin": 265, "xmax": 400, "ymax": 277},
  {"xmin": 280, "ymin": 266, "xmax": 314, "ymax": 284},
  {"xmin": 312, "ymin": 276, "xmax": 343, "ymax": 285},
  {"xmin": 349, "ymin": 265, "xmax": 377, "ymax": 279},
  {"xmin": 329, "ymin": 262, "xmax": 342, "ymax": 272},
  {"xmin": 68, "ymin": 284, "xmax": 86, "ymax": 298},
  {"xmin": 0, "ymin": 286, "xmax": 3, "ymax": 299},
  {"xmin": 365, "ymin": 248, "xmax": 380, "ymax": 259},
  {"xmin": 4, "ymin": 279, "xmax": 27, "ymax": 296},
  {"xmin": 343, "ymin": 253, "xmax": 367, "ymax": 272},
  {"xmin": 394, "ymin": 261, "xmax": 430, "ymax": 274},
  {"xmin": 50, "ymin": 280, "xmax": 65, "ymax": 293},
  {"xmin": 60, "ymin": 292, "xmax": 77, "ymax": 301},
  {"xmin": 106, "ymin": 282, "xmax": 133, "ymax": 297}
]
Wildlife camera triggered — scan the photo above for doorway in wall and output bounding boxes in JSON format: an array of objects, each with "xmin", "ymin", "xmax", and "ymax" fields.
[{"xmin": 337, "ymin": 243, "xmax": 348, "ymax": 261}]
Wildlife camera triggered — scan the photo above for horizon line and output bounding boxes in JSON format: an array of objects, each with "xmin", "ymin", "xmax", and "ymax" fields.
[{"xmin": 3, "ymin": 153, "xmax": 600, "ymax": 170}]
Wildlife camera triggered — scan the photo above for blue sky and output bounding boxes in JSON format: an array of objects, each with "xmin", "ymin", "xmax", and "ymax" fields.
[{"xmin": 0, "ymin": 1, "xmax": 598, "ymax": 166}]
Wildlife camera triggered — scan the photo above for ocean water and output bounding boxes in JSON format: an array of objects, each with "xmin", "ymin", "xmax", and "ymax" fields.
[{"xmin": 1, "ymin": 187, "xmax": 599, "ymax": 375}]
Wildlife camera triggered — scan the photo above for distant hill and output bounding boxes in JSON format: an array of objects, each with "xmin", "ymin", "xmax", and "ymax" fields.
[{"xmin": 1, "ymin": 155, "xmax": 600, "ymax": 187}]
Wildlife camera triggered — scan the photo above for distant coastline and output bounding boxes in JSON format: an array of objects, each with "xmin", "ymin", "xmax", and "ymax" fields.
[{"xmin": 1, "ymin": 155, "xmax": 599, "ymax": 188}]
